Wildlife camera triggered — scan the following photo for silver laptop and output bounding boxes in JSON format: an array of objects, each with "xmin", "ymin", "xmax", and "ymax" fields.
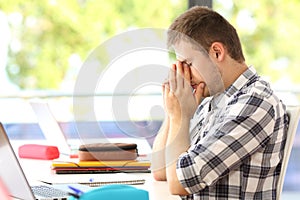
[
  {"xmin": 0, "ymin": 123, "xmax": 70, "ymax": 200},
  {"xmin": 30, "ymin": 102, "xmax": 152, "ymax": 156},
  {"xmin": 30, "ymin": 102, "xmax": 78, "ymax": 157}
]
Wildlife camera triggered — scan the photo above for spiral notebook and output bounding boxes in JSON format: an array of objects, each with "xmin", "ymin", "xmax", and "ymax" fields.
[{"xmin": 39, "ymin": 173, "xmax": 145, "ymax": 187}]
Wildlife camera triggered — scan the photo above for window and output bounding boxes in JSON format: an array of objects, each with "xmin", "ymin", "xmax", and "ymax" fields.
[
  {"xmin": 214, "ymin": 0, "xmax": 300, "ymax": 106},
  {"xmin": 0, "ymin": 0, "xmax": 187, "ymax": 123}
]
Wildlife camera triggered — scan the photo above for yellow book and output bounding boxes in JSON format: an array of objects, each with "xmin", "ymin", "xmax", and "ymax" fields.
[
  {"xmin": 52, "ymin": 160, "xmax": 151, "ymax": 168},
  {"xmin": 51, "ymin": 158, "xmax": 151, "ymax": 174}
]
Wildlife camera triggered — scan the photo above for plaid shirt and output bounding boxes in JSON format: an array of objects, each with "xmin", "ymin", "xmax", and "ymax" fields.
[{"xmin": 176, "ymin": 66, "xmax": 289, "ymax": 200}]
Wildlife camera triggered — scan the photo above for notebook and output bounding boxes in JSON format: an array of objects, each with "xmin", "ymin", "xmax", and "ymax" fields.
[
  {"xmin": 0, "ymin": 122, "xmax": 70, "ymax": 200},
  {"xmin": 40, "ymin": 173, "xmax": 146, "ymax": 187},
  {"xmin": 30, "ymin": 102, "xmax": 79, "ymax": 157}
]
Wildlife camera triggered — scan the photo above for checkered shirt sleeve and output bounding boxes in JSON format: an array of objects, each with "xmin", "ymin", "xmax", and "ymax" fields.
[{"xmin": 176, "ymin": 67, "xmax": 289, "ymax": 200}]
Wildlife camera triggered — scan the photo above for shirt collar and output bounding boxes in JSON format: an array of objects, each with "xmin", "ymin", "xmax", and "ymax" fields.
[
  {"xmin": 210, "ymin": 66, "xmax": 258, "ymax": 110},
  {"xmin": 225, "ymin": 66, "xmax": 258, "ymax": 97}
]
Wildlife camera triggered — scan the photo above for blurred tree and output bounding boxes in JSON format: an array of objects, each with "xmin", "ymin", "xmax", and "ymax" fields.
[
  {"xmin": 214, "ymin": 0, "xmax": 300, "ymax": 85},
  {"xmin": 1, "ymin": 0, "xmax": 300, "ymax": 90},
  {"xmin": 0, "ymin": 0, "xmax": 186, "ymax": 89}
]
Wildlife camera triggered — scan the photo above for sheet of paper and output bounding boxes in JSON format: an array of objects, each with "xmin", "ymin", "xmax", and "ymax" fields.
[{"xmin": 39, "ymin": 173, "xmax": 145, "ymax": 186}]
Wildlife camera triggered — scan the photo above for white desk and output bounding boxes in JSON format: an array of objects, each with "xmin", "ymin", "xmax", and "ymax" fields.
[{"xmin": 18, "ymin": 154, "xmax": 180, "ymax": 200}]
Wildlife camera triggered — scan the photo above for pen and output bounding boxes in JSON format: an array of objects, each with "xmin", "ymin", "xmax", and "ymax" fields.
[
  {"xmin": 68, "ymin": 191, "xmax": 80, "ymax": 199},
  {"xmin": 68, "ymin": 185, "xmax": 84, "ymax": 199}
]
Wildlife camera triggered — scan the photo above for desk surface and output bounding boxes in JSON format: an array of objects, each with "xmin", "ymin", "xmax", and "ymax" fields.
[
  {"xmin": 19, "ymin": 159, "xmax": 180, "ymax": 200},
  {"xmin": 12, "ymin": 139, "xmax": 180, "ymax": 200}
]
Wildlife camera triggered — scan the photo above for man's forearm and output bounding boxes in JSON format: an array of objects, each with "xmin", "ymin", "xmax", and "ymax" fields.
[
  {"xmin": 151, "ymin": 118, "xmax": 169, "ymax": 180},
  {"xmin": 165, "ymin": 117, "xmax": 190, "ymax": 195}
]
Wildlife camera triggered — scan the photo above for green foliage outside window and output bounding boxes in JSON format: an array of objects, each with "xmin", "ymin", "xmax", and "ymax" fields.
[
  {"xmin": 214, "ymin": 0, "xmax": 300, "ymax": 86},
  {"xmin": 1, "ymin": 0, "xmax": 300, "ymax": 91},
  {"xmin": 0, "ymin": 0, "xmax": 186, "ymax": 89}
]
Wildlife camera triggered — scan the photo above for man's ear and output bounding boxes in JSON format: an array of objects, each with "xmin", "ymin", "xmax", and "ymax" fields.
[{"xmin": 210, "ymin": 42, "xmax": 225, "ymax": 62}]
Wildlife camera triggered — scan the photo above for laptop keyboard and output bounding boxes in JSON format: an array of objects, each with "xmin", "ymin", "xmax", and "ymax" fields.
[{"xmin": 31, "ymin": 185, "xmax": 69, "ymax": 199}]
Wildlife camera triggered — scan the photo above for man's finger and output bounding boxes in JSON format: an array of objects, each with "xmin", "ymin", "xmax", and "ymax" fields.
[
  {"xmin": 176, "ymin": 61, "xmax": 184, "ymax": 88},
  {"xmin": 194, "ymin": 82, "xmax": 205, "ymax": 104},
  {"xmin": 169, "ymin": 64, "xmax": 176, "ymax": 92},
  {"xmin": 183, "ymin": 62, "xmax": 191, "ymax": 88}
]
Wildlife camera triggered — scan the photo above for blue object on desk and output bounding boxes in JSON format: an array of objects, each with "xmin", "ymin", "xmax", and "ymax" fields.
[
  {"xmin": 68, "ymin": 184, "xmax": 149, "ymax": 200},
  {"xmin": 68, "ymin": 185, "xmax": 84, "ymax": 198}
]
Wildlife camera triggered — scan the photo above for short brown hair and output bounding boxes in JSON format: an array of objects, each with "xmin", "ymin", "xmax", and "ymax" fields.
[{"xmin": 168, "ymin": 6, "xmax": 245, "ymax": 63}]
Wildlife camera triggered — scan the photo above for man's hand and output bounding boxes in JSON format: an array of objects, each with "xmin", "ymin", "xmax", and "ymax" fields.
[
  {"xmin": 164, "ymin": 61, "xmax": 205, "ymax": 121},
  {"xmin": 159, "ymin": 61, "xmax": 207, "ymax": 196}
]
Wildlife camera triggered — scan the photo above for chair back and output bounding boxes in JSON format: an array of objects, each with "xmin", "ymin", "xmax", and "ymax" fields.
[{"xmin": 277, "ymin": 106, "xmax": 300, "ymax": 199}]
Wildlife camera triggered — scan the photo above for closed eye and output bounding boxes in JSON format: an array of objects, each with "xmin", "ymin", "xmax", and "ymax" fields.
[
  {"xmin": 185, "ymin": 62, "xmax": 192, "ymax": 67},
  {"xmin": 180, "ymin": 60, "xmax": 192, "ymax": 67}
]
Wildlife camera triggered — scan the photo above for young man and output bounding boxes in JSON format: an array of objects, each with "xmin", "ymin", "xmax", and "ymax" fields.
[{"xmin": 151, "ymin": 6, "xmax": 289, "ymax": 199}]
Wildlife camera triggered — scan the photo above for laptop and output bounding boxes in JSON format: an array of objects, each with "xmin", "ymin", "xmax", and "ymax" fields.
[
  {"xmin": 30, "ymin": 102, "xmax": 153, "ymax": 157},
  {"xmin": 0, "ymin": 122, "xmax": 70, "ymax": 200},
  {"xmin": 30, "ymin": 102, "xmax": 79, "ymax": 157}
]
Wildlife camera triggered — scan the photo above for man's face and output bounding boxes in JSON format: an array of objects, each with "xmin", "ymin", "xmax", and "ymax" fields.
[{"xmin": 173, "ymin": 41, "xmax": 224, "ymax": 97}]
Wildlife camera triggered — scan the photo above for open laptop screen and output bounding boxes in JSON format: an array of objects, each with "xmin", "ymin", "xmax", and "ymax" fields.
[
  {"xmin": 0, "ymin": 123, "xmax": 35, "ymax": 200},
  {"xmin": 30, "ymin": 102, "xmax": 71, "ymax": 155}
]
